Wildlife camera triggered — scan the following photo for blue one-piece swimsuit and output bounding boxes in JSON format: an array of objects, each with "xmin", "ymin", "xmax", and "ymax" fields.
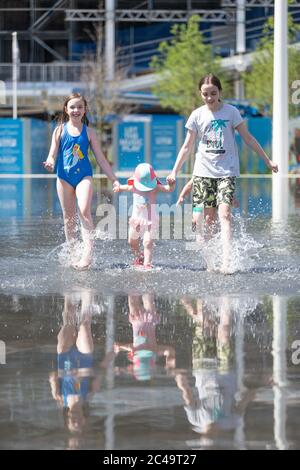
[
  {"xmin": 57, "ymin": 123, "xmax": 93, "ymax": 188},
  {"xmin": 58, "ymin": 346, "xmax": 93, "ymax": 407}
]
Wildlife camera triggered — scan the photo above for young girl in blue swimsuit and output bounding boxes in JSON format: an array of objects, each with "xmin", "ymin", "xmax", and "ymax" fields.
[{"xmin": 43, "ymin": 93, "xmax": 120, "ymax": 270}]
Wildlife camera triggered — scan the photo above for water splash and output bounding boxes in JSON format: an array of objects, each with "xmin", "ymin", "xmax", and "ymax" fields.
[
  {"xmin": 45, "ymin": 240, "xmax": 85, "ymax": 268},
  {"xmin": 197, "ymin": 214, "xmax": 263, "ymax": 273},
  {"xmin": 46, "ymin": 242, "xmax": 66, "ymax": 261},
  {"xmin": 95, "ymin": 228, "xmax": 115, "ymax": 241}
]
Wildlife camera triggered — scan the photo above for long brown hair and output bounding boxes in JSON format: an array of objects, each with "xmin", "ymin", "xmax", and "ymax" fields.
[
  {"xmin": 57, "ymin": 92, "xmax": 90, "ymax": 126},
  {"xmin": 198, "ymin": 74, "xmax": 222, "ymax": 92}
]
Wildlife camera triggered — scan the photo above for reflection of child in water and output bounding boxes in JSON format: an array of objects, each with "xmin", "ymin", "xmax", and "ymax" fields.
[
  {"xmin": 114, "ymin": 294, "xmax": 175, "ymax": 381},
  {"xmin": 180, "ymin": 296, "xmax": 233, "ymax": 370},
  {"xmin": 176, "ymin": 296, "xmax": 255, "ymax": 438},
  {"xmin": 129, "ymin": 294, "xmax": 160, "ymax": 381},
  {"xmin": 289, "ymin": 128, "xmax": 300, "ymax": 169},
  {"xmin": 49, "ymin": 290, "xmax": 112, "ymax": 437}
]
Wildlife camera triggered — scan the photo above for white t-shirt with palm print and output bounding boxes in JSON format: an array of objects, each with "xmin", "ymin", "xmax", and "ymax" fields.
[{"xmin": 185, "ymin": 103, "xmax": 244, "ymax": 178}]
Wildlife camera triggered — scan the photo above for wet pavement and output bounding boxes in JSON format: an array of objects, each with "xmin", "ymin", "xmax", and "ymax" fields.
[{"xmin": 0, "ymin": 177, "xmax": 300, "ymax": 450}]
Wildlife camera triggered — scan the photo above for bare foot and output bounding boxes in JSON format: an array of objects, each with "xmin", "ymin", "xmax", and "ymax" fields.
[
  {"xmin": 206, "ymin": 260, "xmax": 215, "ymax": 272},
  {"xmin": 133, "ymin": 253, "xmax": 144, "ymax": 267},
  {"xmin": 143, "ymin": 263, "xmax": 153, "ymax": 270},
  {"xmin": 73, "ymin": 254, "xmax": 92, "ymax": 271},
  {"xmin": 73, "ymin": 262, "xmax": 91, "ymax": 271},
  {"xmin": 219, "ymin": 265, "xmax": 235, "ymax": 275}
]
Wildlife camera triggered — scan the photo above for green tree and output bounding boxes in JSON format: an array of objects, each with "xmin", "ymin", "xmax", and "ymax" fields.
[
  {"xmin": 150, "ymin": 15, "xmax": 230, "ymax": 116},
  {"xmin": 243, "ymin": 15, "xmax": 300, "ymax": 116}
]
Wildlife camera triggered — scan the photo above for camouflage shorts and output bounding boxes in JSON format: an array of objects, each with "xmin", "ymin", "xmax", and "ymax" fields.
[{"xmin": 192, "ymin": 176, "xmax": 236, "ymax": 208}]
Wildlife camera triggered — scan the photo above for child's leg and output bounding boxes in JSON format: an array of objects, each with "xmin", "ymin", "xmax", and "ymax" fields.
[
  {"xmin": 204, "ymin": 207, "xmax": 217, "ymax": 239},
  {"xmin": 217, "ymin": 296, "xmax": 231, "ymax": 346},
  {"xmin": 75, "ymin": 177, "xmax": 94, "ymax": 269},
  {"xmin": 217, "ymin": 177, "xmax": 236, "ymax": 273},
  {"xmin": 128, "ymin": 226, "xmax": 143, "ymax": 264},
  {"xmin": 142, "ymin": 293, "xmax": 155, "ymax": 313},
  {"xmin": 57, "ymin": 294, "xmax": 77, "ymax": 354},
  {"xmin": 196, "ymin": 298, "xmax": 204, "ymax": 324},
  {"xmin": 143, "ymin": 230, "xmax": 154, "ymax": 267},
  {"xmin": 193, "ymin": 177, "xmax": 217, "ymax": 241},
  {"xmin": 128, "ymin": 294, "xmax": 143, "ymax": 319},
  {"xmin": 217, "ymin": 297, "xmax": 232, "ymax": 364},
  {"xmin": 192, "ymin": 208, "xmax": 204, "ymax": 244},
  {"xmin": 218, "ymin": 203, "xmax": 232, "ymax": 272},
  {"xmin": 56, "ymin": 178, "xmax": 77, "ymax": 244},
  {"xmin": 76, "ymin": 318, "xmax": 93, "ymax": 354}
]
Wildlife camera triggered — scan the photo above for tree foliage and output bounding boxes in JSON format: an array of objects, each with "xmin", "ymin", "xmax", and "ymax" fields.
[
  {"xmin": 243, "ymin": 15, "xmax": 300, "ymax": 116},
  {"xmin": 150, "ymin": 15, "xmax": 230, "ymax": 116}
]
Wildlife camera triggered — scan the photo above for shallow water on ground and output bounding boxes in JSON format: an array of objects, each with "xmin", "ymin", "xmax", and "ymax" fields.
[
  {"xmin": 0, "ymin": 177, "xmax": 300, "ymax": 450},
  {"xmin": 1, "ymin": 291, "xmax": 300, "ymax": 450}
]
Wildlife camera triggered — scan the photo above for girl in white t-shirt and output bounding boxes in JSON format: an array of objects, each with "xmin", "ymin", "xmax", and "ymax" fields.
[{"xmin": 167, "ymin": 74, "xmax": 278, "ymax": 274}]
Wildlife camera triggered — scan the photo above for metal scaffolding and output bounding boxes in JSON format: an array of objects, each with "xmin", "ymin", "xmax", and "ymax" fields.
[
  {"xmin": 1, "ymin": 0, "xmax": 300, "ymax": 68},
  {"xmin": 65, "ymin": 9, "xmax": 235, "ymax": 22}
]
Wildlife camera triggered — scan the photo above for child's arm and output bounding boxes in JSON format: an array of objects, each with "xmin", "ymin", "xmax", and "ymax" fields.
[
  {"xmin": 88, "ymin": 127, "xmax": 120, "ymax": 190},
  {"xmin": 113, "ymin": 184, "xmax": 132, "ymax": 193},
  {"xmin": 43, "ymin": 125, "xmax": 62, "ymax": 172},
  {"xmin": 180, "ymin": 298, "xmax": 195, "ymax": 317},
  {"xmin": 156, "ymin": 345, "xmax": 175, "ymax": 369},
  {"xmin": 157, "ymin": 180, "xmax": 176, "ymax": 193},
  {"xmin": 114, "ymin": 342, "xmax": 133, "ymax": 353},
  {"xmin": 236, "ymin": 122, "xmax": 278, "ymax": 173},
  {"xmin": 48, "ymin": 371, "xmax": 61, "ymax": 401},
  {"xmin": 167, "ymin": 130, "xmax": 196, "ymax": 183},
  {"xmin": 176, "ymin": 179, "xmax": 193, "ymax": 205}
]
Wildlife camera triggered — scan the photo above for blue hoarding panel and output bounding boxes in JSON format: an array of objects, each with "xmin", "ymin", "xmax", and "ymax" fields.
[
  {"xmin": 236, "ymin": 117, "xmax": 272, "ymax": 174},
  {"xmin": 151, "ymin": 115, "xmax": 183, "ymax": 170},
  {"xmin": 0, "ymin": 119, "xmax": 23, "ymax": 173},
  {"xmin": 248, "ymin": 117, "xmax": 272, "ymax": 173},
  {"xmin": 118, "ymin": 121, "xmax": 146, "ymax": 170},
  {"xmin": 31, "ymin": 118, "xmax": 49, "ymax": 173},
  {"xmin": 0, "ymin": 179, "xmax": 23, "ymax": 217}
]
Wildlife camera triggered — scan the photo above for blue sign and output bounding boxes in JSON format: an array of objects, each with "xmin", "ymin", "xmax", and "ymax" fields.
[
  {"xmin": 116, "ymin": 115, "xmax": 187, "ymax": 172},
  {"xmin": 31, "ymin": 118, "xmax": 49, "ymax": 173},
  {"xmin": 117, "ymin": 121, "xmax": 146, "ymax": 171},
  {"xmin": 151, "ymin": 115, "xmax": 183, "ymax": 170},
  {"xmin": 0, "ymin": 119, "xmax": 23, "ymax": 173}
]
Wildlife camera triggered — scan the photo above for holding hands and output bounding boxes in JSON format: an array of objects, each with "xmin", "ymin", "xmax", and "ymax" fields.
[
  {"xmin": 112, "ymin": 180, "xmax": 121, "ymax": 192},
  {"xmin": 166, "ymin": 171, "xmax": 176, "ymax": 184}
]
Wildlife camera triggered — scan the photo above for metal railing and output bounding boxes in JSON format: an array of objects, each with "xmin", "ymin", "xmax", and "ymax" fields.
[{"xmin": 0, "ymin": 62, "xmax": 92, "ymax": 83}]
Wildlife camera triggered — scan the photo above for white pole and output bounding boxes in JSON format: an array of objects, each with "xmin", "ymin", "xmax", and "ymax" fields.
[
  {"xmin": 272, "ymin": 0, "xmax": 289, "ymax": 221},
  {"xmin": 105, "ymin": 0, "xmax": 115, "ymax": 81},
  {"xmin": 105, "ymin": 296, "xmax": 115, "ymax": 450},
  {"xmin": 12, "ymin": 32, "xmax": 19, "ymax": 119},
  {"xmin": 234, "ymin": 311, "xmax": 246, "ymax": 449},
  {"xmin": 272, "ymin": 296, "xmax": 288, "ymax": 450},
  {"xmin": 236, "ymin": 0, "xmax": 246, "ymax": 54},
  {"xmin": 235, "ymin": 0, "xmax": 246, "ymax": 100}
]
